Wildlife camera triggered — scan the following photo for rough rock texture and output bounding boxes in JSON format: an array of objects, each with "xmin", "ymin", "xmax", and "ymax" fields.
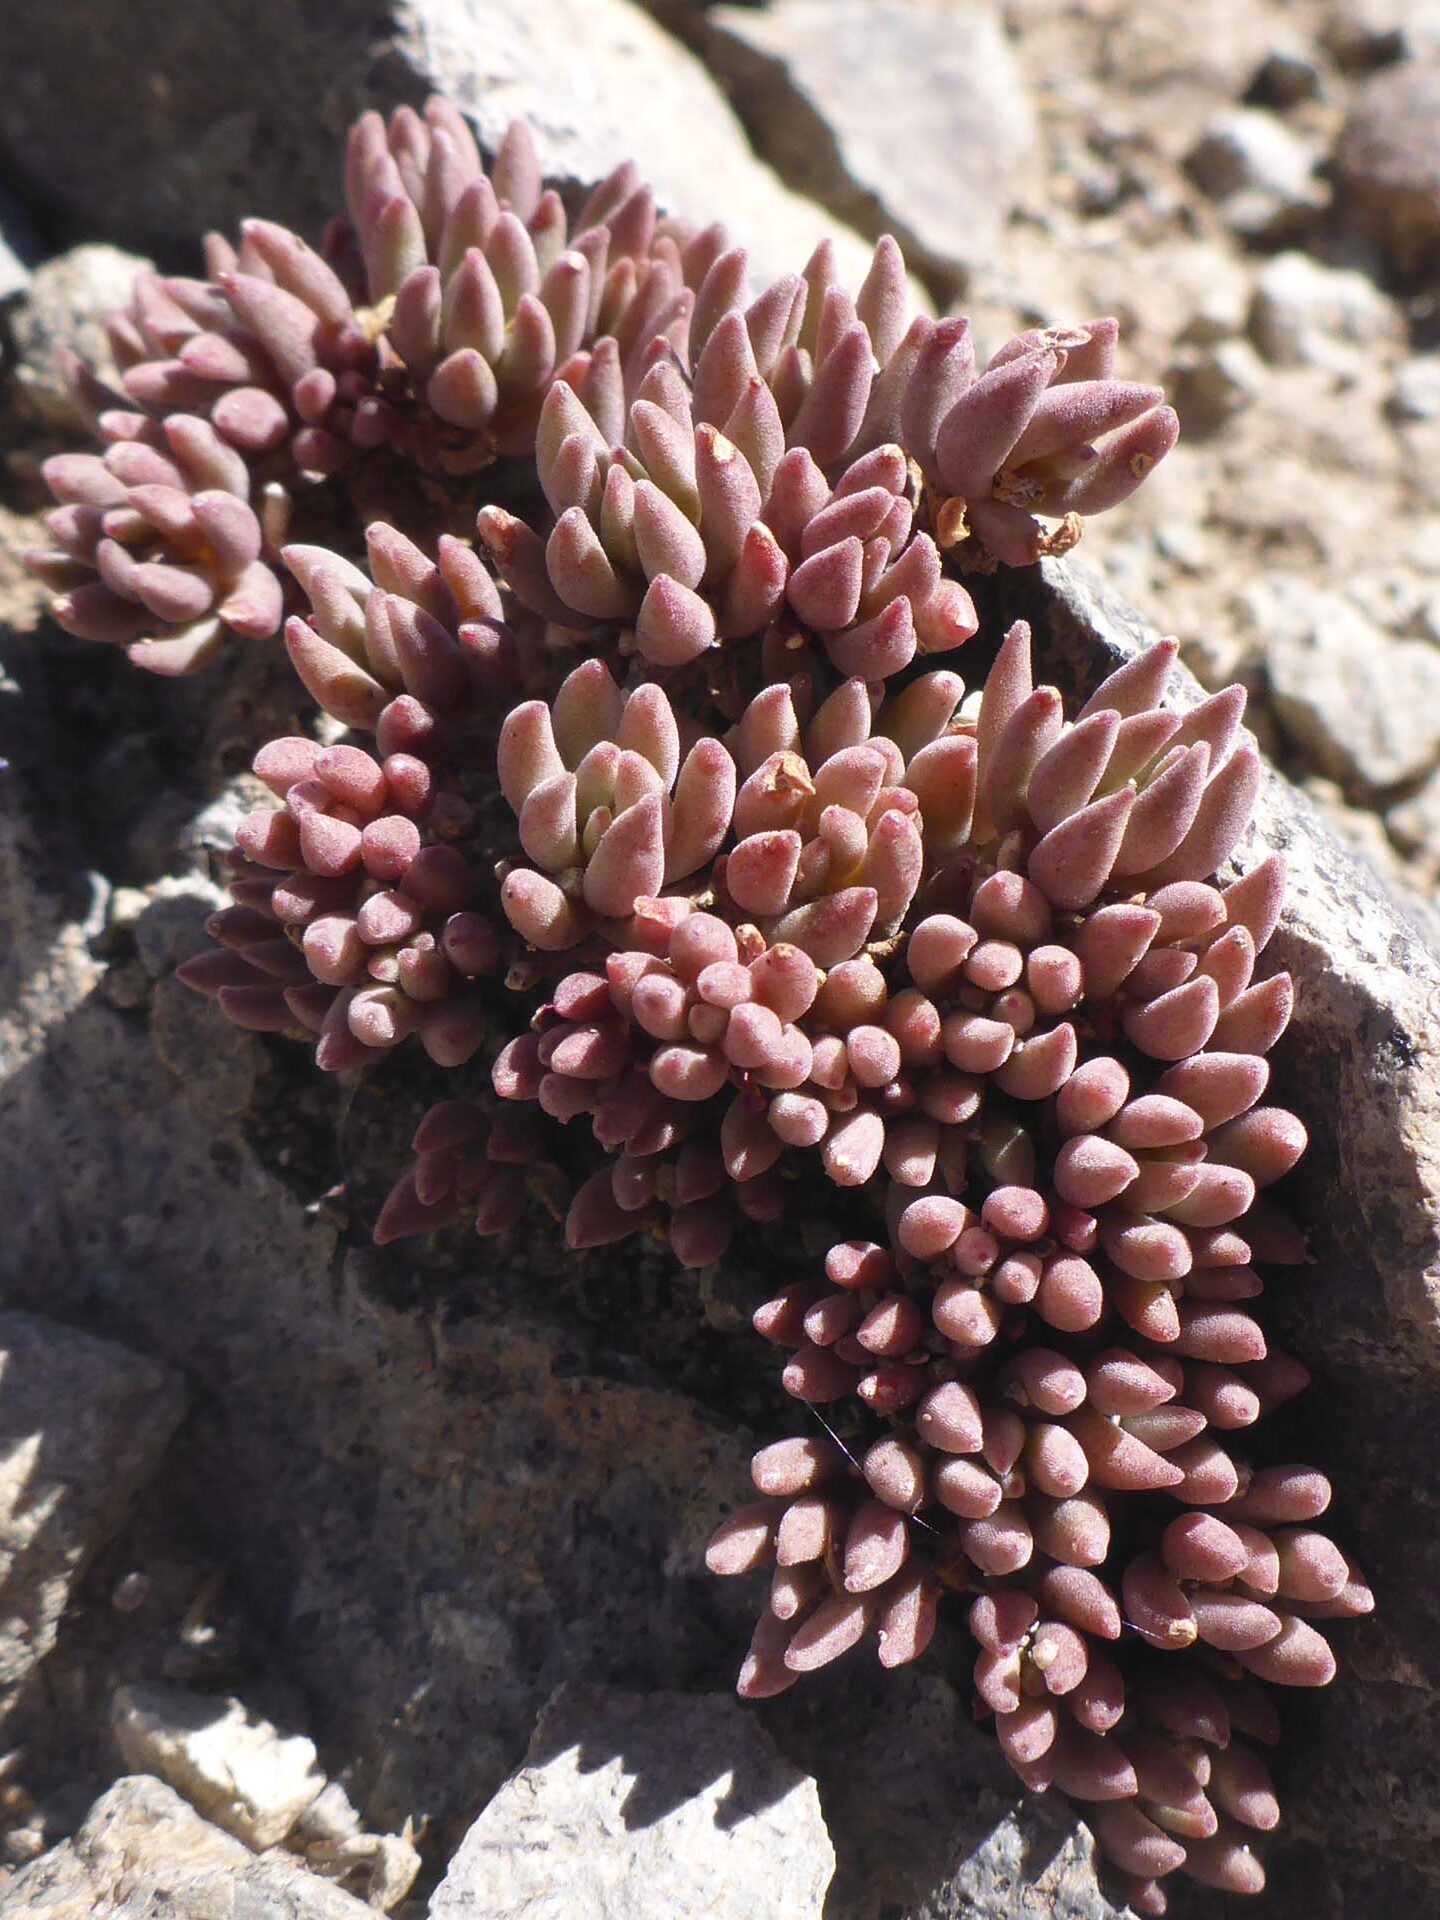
[
  {"xmin": 0, "ymin": 1313, "xmax": 186, "ymax": 1713},
  {"xmin": 430, "ymin": 1684, "xmax": 833, "ymax": 1920},
  {"xmin": 698, "ymin": 0, "xmax": 1033, "ymax": 295},
  {"xmin": 0, "ymin": 0, "xmax": 878, "ymax": 284},
  {"xmin": 1336, "ymin": 57, "xmax": 1440, "ymax": 277},
  {"xmin": 0, "ymin": 1773, "xmax": 372, "ymax": 1919},
  {"xmin": 111, "ymin": 1683, "xmax": 326, "ymax": 1851}
]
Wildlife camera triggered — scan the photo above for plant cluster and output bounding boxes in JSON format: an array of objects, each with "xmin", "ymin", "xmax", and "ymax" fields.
[{"xmin": 27, "ymin": 97, "xmax": 1369, "ymax": 1914}]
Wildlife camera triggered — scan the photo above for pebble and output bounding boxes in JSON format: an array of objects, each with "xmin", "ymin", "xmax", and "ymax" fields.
[
  {"xmin": 1248, "ymin": 249, "xmax": 1399, "ymax": 368},
  {"xmin": 1186, "ymin": 107, "xmax": 1327, "ymax": 236}
]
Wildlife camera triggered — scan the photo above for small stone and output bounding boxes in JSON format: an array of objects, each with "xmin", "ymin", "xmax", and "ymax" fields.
[
  {"xmin": 4, "ymin": 1825, "xmax": 46, "ymax": 1865},
  {"xmin": 111, "ymin": 1683, "xmax": 327, "ymax": 1852},
  {"xmin": 1186, "ymin": 108, "xmax": 1327, "ymax": 237},
  {"xmin": 0, "ymin": 1775, "xmax": 372, "ymax": 1918},
  {"xmin": 1168, "ymin": 338, "xmax": 1265, "ymax": 436},
  {"xmin": 1247, "ymin": 45, "xmax": 1325, "ymax": 106},
  {"xmin": 430, "ymin": 1684, "xmax": 835, "ymax": 1920},
  {"xmin": 1336, "ymin": 59, "xmax": 1440, "ymax": 279},
  {"xmin": 1389, "ymin": 354, "xmax": 1440, "ymax": 421},
  {"xmin": 1244, "ymin": 576, "xmax": 1440, "ymax": 791},
  {"xmin": 1248, "ymin": 249, "xmax": 1400, "ymax": 367}
]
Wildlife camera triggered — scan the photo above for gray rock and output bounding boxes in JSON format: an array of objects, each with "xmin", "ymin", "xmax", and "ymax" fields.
[
  {"xmin": 699, "ymin": 0, "xmax": 1034, "ymax": 294},
  {"xmin": 0, "ymin": 0, "xmax": 878, "ymax": 289},
  {"xmin": 1248, "ymin": 249, "xmax": 1400, "ymax": 368},
  {"xmin": 429, "ymin": 1683, "xmax": 833, "ymax": 1920},
  {"xmin": 1336, "ymin": 58, "xmax": 1440, "ymax": 278},
  {"xmin": 1241, "ymin": 575, "xmax": 1440, "ymax": 791},
  {"xmin": 130, "ymin": 883, "xmax": 226, "ymax": 980},
  {"xmin": 1186, "ymin": 107, "xmax": 1327, "ymax": 236},
  {"xmin": 0, "ymin": 1313, "xmax": 186, "ymax": 1710},
  {"xmin": 111, "ymin": 1683, "xmax": 327, "ymax": 1851},
  {"xmin": 0, "ymin": 1773, "xmax": 373, "ymax": 1919}
]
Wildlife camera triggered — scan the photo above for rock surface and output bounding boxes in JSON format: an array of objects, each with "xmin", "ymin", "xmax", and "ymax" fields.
[
  {"xmin": 111, "ymin": 1683, "xmax": 326, "ymax": 1851},
  {"xmin": 0, "ymin": 1313, "xmax": 186, "ymax": 1714},
  {"xmin": 0, "ymin": 0, "xmax": 878, "ymax": 285},
  {"xmin": 699, "ymin": 0, "xmax": 1034, "ymax": 294},
  {"xmin": 0, "ymin": 1773, "xmax": 372, "ymax": 1918},
  {"xmin": 430, "ymin": 1683, "xmax": 834, "ymax": 1919}
]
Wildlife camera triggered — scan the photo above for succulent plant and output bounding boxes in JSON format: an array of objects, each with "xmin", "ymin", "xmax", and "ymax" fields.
[{"xmin": 27, "ymin": 90, "xmax": 1361, "ymax": 1914}]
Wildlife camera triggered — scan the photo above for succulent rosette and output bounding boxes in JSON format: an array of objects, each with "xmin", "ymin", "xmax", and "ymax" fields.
[{"xmin": 35, "ymin": 92, "xmax": 1347, "ymax": 1915}]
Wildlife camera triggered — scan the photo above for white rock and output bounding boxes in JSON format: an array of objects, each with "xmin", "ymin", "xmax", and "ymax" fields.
[
  {"xmin": 111, "ymin": 1683, "xmax": 327, "ymax": 1851},
  {"xmin": 10, "ymin": 243, "xmax": 152, "ymax": 429},
  {"xmin": 1249, "ymin": 250, "xmax": 1400, "ymax": 368},
  {"xmin": 429, "ymin": 1684, "xmax": 834, "ymax": 1919}
]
